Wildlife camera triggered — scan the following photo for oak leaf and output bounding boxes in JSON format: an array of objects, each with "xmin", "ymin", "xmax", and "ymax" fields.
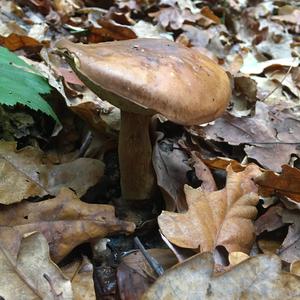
[
  {"xmin": 142, "ymin": 252, "xmax": 300, "ymax": 300},
  {"xmin": 158, "ymin": 164, "xmax": 261, "ymax": 253},
  {"xmin": 0, "ymin": 230, "xmax": 72, "ymax": 299},
  {"xmin": 0, "ymin": 188, "xmax": 135, "ymax": 262}
]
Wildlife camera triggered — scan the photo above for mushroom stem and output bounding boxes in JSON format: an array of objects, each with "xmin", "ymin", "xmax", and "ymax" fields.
[{"xmin": 118, "ymin": 110, "xmax": 155, "ymax": 201}]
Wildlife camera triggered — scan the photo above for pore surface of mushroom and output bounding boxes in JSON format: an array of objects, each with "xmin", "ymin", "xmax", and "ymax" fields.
[{"xmin": 56, "ymin": 38, "xmax": 231, "ymax": 201}]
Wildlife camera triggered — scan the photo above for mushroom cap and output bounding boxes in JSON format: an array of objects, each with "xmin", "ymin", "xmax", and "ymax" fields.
[{"xmin": 56, "ymin": 38, "xmax": 231, "ymax": 125}]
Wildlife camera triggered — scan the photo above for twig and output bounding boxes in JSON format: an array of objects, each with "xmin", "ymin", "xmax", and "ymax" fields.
[
  {"xmin": 261, "ymin": 62, "xmax": 294, "ymax": 102},
  {"xmin": 78, "ymin": 131, "xmax": 93, "ymax": 157},
  {"xmin": 134, "ymin": 237, "xmax": 164, "ymax": 277}
]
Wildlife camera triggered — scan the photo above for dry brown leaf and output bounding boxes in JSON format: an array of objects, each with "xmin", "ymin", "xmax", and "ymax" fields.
[
  {"xmin": 153, "ymin": 133, "xmax": 191, "ymax": 212},
  {"xmin": 0, "ymin": 141, "xmax": 104, "ymax": 204},
  {"xmin": 158, "ymin": 164, "xmax": 261, "ymax": 253},
  {"xmin": 240, "ymin": 56, "xmax": 299, "ymax": 75},
  {"xmin": 0, "ymin": 230, "xmax": 72, "ymax": 299},
  {"xmin": 142, "ymin": 252, "xmax": 300, "ymax": 300},
  {"xmin": 203, "ymin": 102, "xmax": 300, "ymax": 172},
  {"xmin": 202, "ymin": 157, "xmax": 247, "ymax": 172},
  {"xmin": 88, "ymin": 20, "xmax": 137, "ymax": 43},
  {"xmin": 255, "ymin": 204, "xmax": 284, "ymax": 235},
  {"xmin": 0, "ymin": 188, "xmax": 135, "ymax": 262},
  {"xmin": 62, "ymin": 256, "xmax": 95, "ymax": 300},
  {"xmin": 191, "ymin": 152, "xmax": 217, "ymax": 192},
  {"xmin": 200, "ymin": 6, "xmax": 220, "ymax": 25},
  {"xmin": 277, "ymin": 209, "xmax": 300, "ymax": 263},
  {"xmin": 255, "ymin": 165, "xmax": 300, "ymax": 202},
  {"xmin": 0, "ymin": 33, "xmax": 42, "ymax": 51},
  {"xmin": 149, "ymin": 7, "xmax": 200, "ymax": 30}
]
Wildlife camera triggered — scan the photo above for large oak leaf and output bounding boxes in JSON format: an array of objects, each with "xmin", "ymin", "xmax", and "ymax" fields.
[
  {"xmin": 0, "ymin": 188, "xmax": 135, "ymax": 262},
  {"xmin": 158, "ymin": 164, "xmax": 261, "ymax": 253}
]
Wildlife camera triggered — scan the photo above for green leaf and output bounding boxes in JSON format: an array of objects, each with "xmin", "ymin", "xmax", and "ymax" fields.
[{"xmin": 0, "ymin": 47, "xmax": 60, "ymax": 123}]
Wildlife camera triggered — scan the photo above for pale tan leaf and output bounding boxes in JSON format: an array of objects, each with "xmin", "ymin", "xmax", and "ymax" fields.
[
  {"xmin": 0, "ymin": 141, "xmax": 104, "ymax": 204},
  {"xmin": 63, "ymin": 257, "xmax": 95, "ymax": 300},
  {"xmin": 0, "ymin": 230, "xmax": 72, "ymax": 299},
  {"xmin": 158, "ymin": 164, "xmax": 261, "ymax": 253},
  {"xmin": 142, "ymin": 252, "xmax": 300, "ymax": 300},
  {"xmin": 291, "ymin": 260, "xmax": 300, "ymax": 277},
  {"xmin": 228, "ymin": 252, "xmax": 249, "ymax": 266}
]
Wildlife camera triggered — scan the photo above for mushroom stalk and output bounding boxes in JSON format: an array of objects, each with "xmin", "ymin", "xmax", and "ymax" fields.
[{"xmin": 118, "ymin": 111, "xmax": 155, "ymax": 201}]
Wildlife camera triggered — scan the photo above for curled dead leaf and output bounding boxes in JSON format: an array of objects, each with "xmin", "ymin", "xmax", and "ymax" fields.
[{"xmin": 158, "ymin": 164, "xmax": 262, "ymax": 253}]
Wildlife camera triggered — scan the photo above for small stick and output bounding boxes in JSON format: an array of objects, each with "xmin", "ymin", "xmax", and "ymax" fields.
[
  {"xmin": 78, "ymin": 131, "xmax": 93, "ymax": 157},
  {"xmin": 261, "ymin": 63, "xmax": 294, "ymax": 102},
  {"xmin": 134, "ymin": 237, "xmax": 164, "ymax": 277}
]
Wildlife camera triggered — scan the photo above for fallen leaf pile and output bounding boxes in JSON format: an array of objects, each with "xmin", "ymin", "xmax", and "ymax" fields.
[{"xmin": 0, "ymin": 0, "xmax": 300, "ymax": 299}]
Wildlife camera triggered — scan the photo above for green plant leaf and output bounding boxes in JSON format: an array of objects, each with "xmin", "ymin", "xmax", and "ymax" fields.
[{"xmin": 0, "ymin": 47, "xmax": 59, "ymax": 123}]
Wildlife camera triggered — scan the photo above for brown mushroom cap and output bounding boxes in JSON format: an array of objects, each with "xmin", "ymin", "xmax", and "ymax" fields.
[{"xmin": 56, "ymin": 38, "xmax": 231, "ymax": 125}]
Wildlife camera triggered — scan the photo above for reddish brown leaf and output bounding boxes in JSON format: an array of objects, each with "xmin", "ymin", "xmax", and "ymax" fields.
[
  {"xmin": 255, "ymin": 165, "xmax": 300, "ymax": 202},
  {"xmin": 0, "ymin": 33, "xmax": 42, "ymax": 51}
]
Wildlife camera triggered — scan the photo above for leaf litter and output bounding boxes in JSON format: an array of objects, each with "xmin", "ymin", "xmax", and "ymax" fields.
[{"xmin": 0, "ymin": 0, "xmax": 299, "ymax": 298}]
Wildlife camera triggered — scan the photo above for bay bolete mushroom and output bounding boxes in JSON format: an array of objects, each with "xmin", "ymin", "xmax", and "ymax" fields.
[{"xmin": 56, "ymin": 38, "xmax": 231, "ymax": 202}]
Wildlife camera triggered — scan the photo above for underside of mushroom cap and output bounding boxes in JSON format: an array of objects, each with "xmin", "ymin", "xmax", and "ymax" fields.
[{"xmin": 56, "ymin": 38, "xmax": 231, "ymax": 125}]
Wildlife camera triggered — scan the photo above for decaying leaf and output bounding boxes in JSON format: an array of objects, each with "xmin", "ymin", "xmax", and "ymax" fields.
[
  {"xmin": 255, "ymin": 204, "xmax": 284, "ymax": 235},
  {"xmin": 153, "ymin": 133, "xmax": 191, "ymax": 212},
  {"xmin": 142, "ymin": 252, "xmax": 300, "ymax": 300},
  {"xmin": 158, "ymin": 164, "xmax": 261, "ymax": 253},
  {"xmin": 255, "ymin": 165, "xmax": 300, "ymax": 202},
  {"xmin": 62, "ymin": 256, "xmax": 95, "ymax": 300},
  {"xmin": 240, "ymin": 56, "xmax": 299, "ymax": 75},
  {"xmin": 277, "ymin": 209, "xmax": 300, "ymax": 263},
  {"xmin": 203, "ymin": 102, "xmax": 300, "ymax": 172},
  {"xmin": 191, "ymin": 151, "xmax": 217, "ymax": 192},
  {"xmin": 0, "ymin": 141, "xmax": 104, "ymax": 204},
  {"xmin": 0, "ymin": 230, "xmax": 72, "ymax": 299},
  {"xmin": 0, "ymin": 188, "xmax": 135, "ymax": 262}
]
